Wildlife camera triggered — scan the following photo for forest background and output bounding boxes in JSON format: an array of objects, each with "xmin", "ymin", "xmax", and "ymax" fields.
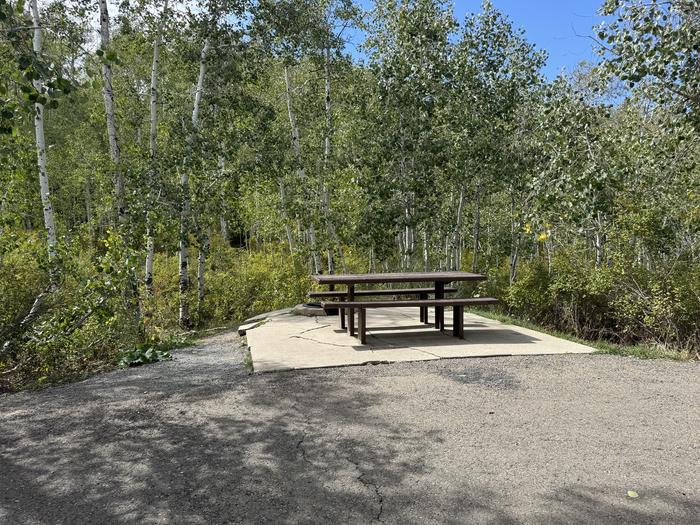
[{"xmin": 1, "ymin": 0, "xmax": 699, "ymax": 391}]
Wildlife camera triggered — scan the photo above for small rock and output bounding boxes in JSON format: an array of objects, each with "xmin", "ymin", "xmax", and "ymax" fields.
[{"xmin": 291, "ymin": 304, "xmax": 328, "ymax": 317}]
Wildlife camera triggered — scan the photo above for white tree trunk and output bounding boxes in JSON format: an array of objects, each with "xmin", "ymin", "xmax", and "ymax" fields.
[
  {"xmin": 0, "ymin": 184, "xmax": 10, "ymax": 241},
  {"xmin": 444, "ymin": 234, "xmax": 450, "ymax": 271},
  {"xmin": 98, "ymin": 0, "xmax": 124, "ymax": 222},
  {"xmin": 197, "ymin": 234, "xmax": 208, "ymax": 307},
  {"xmin": 144, "ymin": 233, "xmax": 154, "ymax": 291},
  {"xmin": 284, "ymin": 65, "xmax": 303, "ymax": 174},
  {"xmin": 178, "ymin": 37, "xmax": 210, "ymax": 328},
  {"xmin": 283, "ymin": 64, "xmax": 321, "ymax": 273},
  {"xmin": 423, "ymin": 226, "xmax": 429, "ymax": 271},
  {"xmin": 321, "ymin": 47, "xmax": 346, "ymax": 273},
  {"xmin": 509, "ymin": 189, "xmax": 520, "ymax": 284},
  {"xmin": 192, "ymin": 39, "xmax": 210, "ymax": 128},
  {"xmin": 472, "ymin": 180, "xmax": 481, "ymax": 273},
  {"xmin": 85, "ymin": 177, "xmax": 94, "ymax": 245},
  {"xmin": 219, "ymin": 215, "xmax": 228, "ymax": 242},
  {"xmin": 403, "ymin": 203, "xmax": 413, "ymax": 270},
  {"xmin": 279, "ymin": 180, "xmax": 295, "ymax": 253},
  {"xmin": 30, "ymin": 0, "xmax": 57, "ymax": 265},
  {"xmin": 324, "ymin": 47, "xmax": 332, "ymax": 169},
  {"xmin": 149, "ymin": 2, "xmax": 165, "ymax": 167},
  {"xmin": 144, "ymin": 0, "xmax": 168, "ymax": 294},
  {"xmin": 322, "ymin": 185, "xmax": 346, "ymax": 271},
  {"xmin": 178, "ymin": 168, "xmax": 190, "ymax": 328},
  {"xmin": 594, "ymin": 211, "xmax": 605, "ymax": 267},
  {"xmin": 453, "ymin": 186, "xmax": 465, "ymax": 270},
  {"xmin": 218, "ymin": 156, "xmax": 228, "ymax": 242},
  {"xmin": 4, "ymin": 0, "xmax": 59, "ymax": 354},
  {"xmin": 308, "ymin": 224, "xmax": 321, "ymax": 273}
]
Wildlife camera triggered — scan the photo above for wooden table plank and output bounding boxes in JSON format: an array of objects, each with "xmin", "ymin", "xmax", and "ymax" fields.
[
  {"xmin": 322, "ymin": 298, "xmax": 499, "ymax": 308},
  {"xmin": 312, "ymin": 271, "xmax": 486, "ymax": 285},
  {"xmin": 309, "ymin": 287, "xmax": 458, "ymax": 298}
]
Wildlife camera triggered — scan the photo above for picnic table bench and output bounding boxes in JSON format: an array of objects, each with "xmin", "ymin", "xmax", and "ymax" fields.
[
  {"xmin": 309, "ymin": 287, "xmax": 458, "ymax": 324},
  {"xmin": 310, "ymin": 272, "xmax": 498, "ymax": 344},
  {"xmin": 324, "ymin": 297, "xmax": 499, "ymax": 344}
]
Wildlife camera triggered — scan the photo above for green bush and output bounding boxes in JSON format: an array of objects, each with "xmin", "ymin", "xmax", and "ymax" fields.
[
  {"xmin": 3, "ymin": 229, "xmax": 697, "ymax": 393},
  {"xmin": 0, "ymin": 232, "xmax": 48, "ymax": 344},
  {"xmin": 609, "ymin": 265, "xmax": 700, "ymax": 349},
  {"xmin": 1, "ymin": 231, "xmax": 144, "ymax": 391},
  {"xmin": 505, "ymin": 259, "xmax": 552, "ymax": 321},
  {"xmin": 205, "ymin": 242, "xmax": 309, "ymax": 322},
  {"xmin": 139, "ymin": 239, "xmax": 312, "ymax": 334},
  {"xmin": 546, "ymin": 254, "xmax": 615, "ymax": 338},
  {"xmin": 117, "ymin": 345, "xmax": 172, "ymax": 368},
  {"xmin": 488, "ymin": 249, "xmax": 699, "ymax": 351}
]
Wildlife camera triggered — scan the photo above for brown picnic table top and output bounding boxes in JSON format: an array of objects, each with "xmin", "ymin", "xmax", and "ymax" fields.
[{"xmin": 312, "ymin": 271, "xmax": 486, "ymax": 285}]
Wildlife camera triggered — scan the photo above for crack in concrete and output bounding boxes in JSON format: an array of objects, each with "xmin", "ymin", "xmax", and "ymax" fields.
[
  {"xmin": 296, "ymin": 434, "xmax": 313, "ymax": 465},
  {"xmin": 292, "ymin": 330, "xmax": 440, "ymax": 364},
  {"xmin": 408, "ymin": 346, "xmax": 443, "ymax": 359},
  {"xmin": 345, "ymin": 456, "xmax": 385, "ymax": 523},
  {"xmin": 291, "ymin": 394, "xmax": 384, "ymax": 522},
  {"xmin": 298, "ymin": 324, "xmax": 331, "ymax": 335},
  {"xmin": 359, "ymin": 472, "xmax": 384, "ymax": 523},
  {"xmin": 292, "ymin": 393, "xmax": 315, "ymax": 467},
  {"xmin": 288, "ymin": 335, "xmax": 352, "ymax": 348}
]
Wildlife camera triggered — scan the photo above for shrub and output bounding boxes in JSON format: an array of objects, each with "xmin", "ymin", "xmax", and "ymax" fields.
[
  {"xmin": 1, "ymin": 232, "xmax": 143, "ymax": 391},
  {"xmin": 505, "ymin": 259, "xmax": 552, "ymax": 322},
  {"xmin": 0, "ymin": 232, "xmax": 48, "ymax": 344},
  {"xmin": 117, "ymin": 345, "xmax": 172, "ymax": 368}
]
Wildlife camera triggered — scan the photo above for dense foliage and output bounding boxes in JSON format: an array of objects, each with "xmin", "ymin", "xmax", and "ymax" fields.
[{"xmin": 1, "ymin": 0, "xmax": 698, "ymax": 390}]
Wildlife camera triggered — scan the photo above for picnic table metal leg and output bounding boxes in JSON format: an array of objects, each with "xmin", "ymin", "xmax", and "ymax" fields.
[
  {"xmin": 347, "ymin": 284, "xmax": 355, "ymax": 337},
  {"xmin": 419, "ymin": 292, "xmax": 427, "ymax": 323},
  {"xmin": 358, "ymin": 308, "xmax": 366, "ymax": 344},
  {"xmin": 453, "ymin": 305, "xmax": 464, "ymax": 338},
  {"xmin": 435, "ymin": 281, "xmax": 444, "ymax": 330},
  {"xmin": 340, "ymin": 308, "xmax": 346, "ymax": 329}
]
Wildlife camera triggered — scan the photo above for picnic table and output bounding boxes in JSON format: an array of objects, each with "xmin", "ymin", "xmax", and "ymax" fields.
[{"xmin": 311, "ymin": 271, "xmax": 493, "ymax": 343}]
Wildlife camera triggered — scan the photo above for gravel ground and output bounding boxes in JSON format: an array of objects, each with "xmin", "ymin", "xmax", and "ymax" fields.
[{"xmin": 1, "ymin": 330, "xmax": 698, "ymax": 525}]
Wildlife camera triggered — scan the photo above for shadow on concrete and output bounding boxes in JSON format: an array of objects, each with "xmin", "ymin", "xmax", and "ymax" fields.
[
  {"xmin": 0, "ymin": 345, "xmax": 425, "ymax": 523},
  {"xmin": 360, "ymin": 327, "xmax": 539, "ymax": 350},
  {"xmin": 369, "ymin": 324, "xmax": 431, "ymax": 331},
  {"xmin": 1, "ymin": 339, "xmax": 697, "ymax": 524},
  {"xmin": 533, "ymin": 486, "xmax": 699, "ymax": 525}
]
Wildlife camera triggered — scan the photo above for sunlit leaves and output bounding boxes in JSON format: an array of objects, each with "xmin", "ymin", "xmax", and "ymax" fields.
[{"xmin": 596, "ymin": 0, "xmax": 700, "ymax": 121}]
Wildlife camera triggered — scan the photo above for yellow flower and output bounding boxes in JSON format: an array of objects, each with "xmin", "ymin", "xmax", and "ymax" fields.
[{"xmin": 537, "ymin": 231, "xmax": 549, "ymax": 241}]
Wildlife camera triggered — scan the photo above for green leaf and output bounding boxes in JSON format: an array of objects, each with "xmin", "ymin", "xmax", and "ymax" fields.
[{"xmin": 627, "ymin": 490, "xmax": 639, "ymax": 498}]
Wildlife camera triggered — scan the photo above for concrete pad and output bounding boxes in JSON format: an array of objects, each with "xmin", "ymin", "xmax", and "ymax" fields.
[
  {"xmin": 246, "ymin": 307, "xmax": 594, "ymax": 372},
  {"xmin": 237, "ymin": 319, "xmax": 266, "ymax": 336}
]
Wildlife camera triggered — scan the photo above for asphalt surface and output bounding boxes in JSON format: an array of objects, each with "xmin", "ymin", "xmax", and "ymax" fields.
[{"xmin": 1, "ymin": 330, "xmax": 698, "ymax": 525}]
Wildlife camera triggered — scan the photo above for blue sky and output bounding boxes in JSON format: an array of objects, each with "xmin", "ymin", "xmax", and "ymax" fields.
[{"xmin": 354, "ymin": 0, "xmax": 607, "ymax": 79}]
